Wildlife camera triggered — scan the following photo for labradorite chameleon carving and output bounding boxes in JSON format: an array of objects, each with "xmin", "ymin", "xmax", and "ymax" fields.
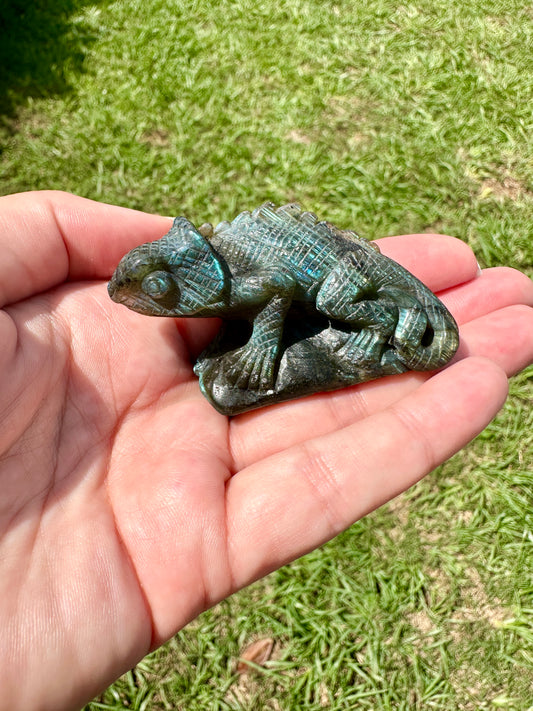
[{"xmin": 108, "ymin": 203, "xmax": 459, "ymax": 415}]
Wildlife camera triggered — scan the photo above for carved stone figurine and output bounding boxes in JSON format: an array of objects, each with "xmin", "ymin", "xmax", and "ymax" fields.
[{"xmin": 108, "ymin": 203, "xmax": 459, "ymax": 415}]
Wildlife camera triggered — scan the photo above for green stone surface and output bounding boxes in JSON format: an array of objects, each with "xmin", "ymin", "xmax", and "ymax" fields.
[{"xmin": 108, "ymin": 203, "xmax": 459, "ymax": 415}]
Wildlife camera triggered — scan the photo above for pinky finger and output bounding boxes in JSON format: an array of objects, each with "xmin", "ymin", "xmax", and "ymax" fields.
[
  {"xmin": 226, "ymin": 357, "xmax": 509, "ymax": 590},
  {"xmin": 0, "ymin": 311, "xmax": 18, "ymax": 372}
]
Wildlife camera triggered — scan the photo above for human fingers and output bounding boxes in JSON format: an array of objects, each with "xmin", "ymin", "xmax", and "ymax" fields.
[
  {"xmin": 229, "ymin": 268, "xmax": 533, "ymax": 470},
  {"xmin": 226, "ymin": 357, "xmax": 508, "ymax": 588},
  {"xmin": 456, "ymin": 304, "xmax": 533, "ymax": 376},
  {"xmin": 230, "ymin": 303, "xmax": 533, "ymax": 470},
  {"xmin": 442, "ymin": 266, "xmax": 533, "ymax": 323},
  {"xmin": 376, "ymin": 233, "xmax": 478, "ymax": 291},
  {"xmin": 0, "ymin": 191, "xmax": 171, "ymax": 307}
]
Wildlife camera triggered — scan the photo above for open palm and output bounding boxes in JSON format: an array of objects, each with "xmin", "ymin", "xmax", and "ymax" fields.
[{"xmin": 1, "ymin": 191, "xmax": 532, "ymax": 711}]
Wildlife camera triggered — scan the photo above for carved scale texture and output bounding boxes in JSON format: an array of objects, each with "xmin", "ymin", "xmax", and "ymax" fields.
[
  {"xmin": 210, "ymin": 204, "xmax": 348, "ymax": 283},
  {"xmin": 108, "ymin": 203, "xmax": 459, "ymax": 415}
]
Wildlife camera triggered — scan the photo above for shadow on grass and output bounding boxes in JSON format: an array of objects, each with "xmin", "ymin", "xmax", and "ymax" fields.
[{"xmin": 0, "ymin": 0, "xmax": 102, "ymax": 120}]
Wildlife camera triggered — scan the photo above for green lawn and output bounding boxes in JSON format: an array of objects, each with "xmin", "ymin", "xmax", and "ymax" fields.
[{"xmin": 1, "ymin": 0, "xmax": 532, "ymax": 708}]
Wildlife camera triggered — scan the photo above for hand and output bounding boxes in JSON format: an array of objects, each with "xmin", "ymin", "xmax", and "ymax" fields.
[{"xmin": 1, "ymin": 191, "xmax": 532, "ymax": 711}]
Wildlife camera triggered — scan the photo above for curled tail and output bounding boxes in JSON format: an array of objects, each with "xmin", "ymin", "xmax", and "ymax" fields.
[
  {"xmin": 318, "ymin": 240, "xmax": 459, "ymax": 372},
  {"xmin": 365, "ymin": 244, "xmax": 459, "ymax": 371},
  {"xmin": 391, "ymin": 296, "xmax": 459, "ymax": 371}
]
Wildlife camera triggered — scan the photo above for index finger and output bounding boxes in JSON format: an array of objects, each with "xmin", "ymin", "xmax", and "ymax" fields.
[{"xmin": 0, "ymin": 190, "xmax": 172, "ymax": 307}]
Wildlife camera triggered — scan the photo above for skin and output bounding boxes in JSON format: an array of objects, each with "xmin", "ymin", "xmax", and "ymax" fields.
[{"xmin": 0, "ymin": 190, "xmax": 532, "ymax": 711}]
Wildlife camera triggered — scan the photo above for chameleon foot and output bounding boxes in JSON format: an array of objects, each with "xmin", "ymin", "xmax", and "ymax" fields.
[
  {"xmin": 335, "ymin": 329, "xmax": 387, "ymax": 368},
  {"xmin": 224, "ymin": 342, "xmax": 277, "ymax": 392}
]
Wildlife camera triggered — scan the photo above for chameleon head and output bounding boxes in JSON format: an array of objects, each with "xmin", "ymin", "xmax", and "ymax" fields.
[{"xmin": 108, "ymin": 217, "xmax": 227, "ymax": 317}]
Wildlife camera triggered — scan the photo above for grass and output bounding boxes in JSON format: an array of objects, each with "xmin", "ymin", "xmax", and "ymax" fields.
[{"xmin": 1, "ymin": 0, "xmax": 532, "ymax": 708}]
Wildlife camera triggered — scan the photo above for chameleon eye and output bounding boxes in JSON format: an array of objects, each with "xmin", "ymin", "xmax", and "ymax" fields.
[{"xmin": 141, "ymin": 271, "xmax": 177, "ymax": 300}]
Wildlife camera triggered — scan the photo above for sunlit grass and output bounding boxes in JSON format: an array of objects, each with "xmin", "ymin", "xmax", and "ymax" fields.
[{"xmin": 1, "ymin": 0, "xmax": 532, "ymax": 708}]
